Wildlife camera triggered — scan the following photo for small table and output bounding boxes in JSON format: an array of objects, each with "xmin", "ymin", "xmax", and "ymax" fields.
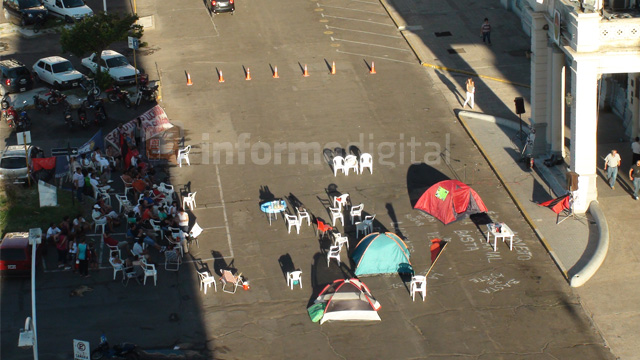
[
  {"xmin": 260, "ymin": 200, "xmax": 287, "ymax": 225},
  {"xmin": 486, "ymin": 223, "xmax": 514, "ymax": 251}
]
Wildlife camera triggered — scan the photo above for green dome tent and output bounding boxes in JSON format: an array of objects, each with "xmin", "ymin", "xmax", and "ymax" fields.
[{"xmin": 351, "ymin": 232, "xmax": 412, "ymax": 276}]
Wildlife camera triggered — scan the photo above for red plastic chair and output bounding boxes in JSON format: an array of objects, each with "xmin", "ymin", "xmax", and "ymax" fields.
[{"xmin": 316, "ymin": 219, "xmax": 333, "ymax": 237}]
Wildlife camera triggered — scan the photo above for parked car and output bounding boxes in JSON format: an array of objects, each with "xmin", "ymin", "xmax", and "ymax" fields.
[
  {"xmin": 0, "ymin": 59, "xmax": 34, "ymax": 96},
  {"xmin": 210, "ymin": 0, "xmax": 234, "ymax": 14},
  {"xmin": 32, "ymin": 56, "xmax": 84, "ymax": 89},
  {"xmin": 2, "ymin": 0, "xmax": 48, "ymax": 26},
  {"xmin": 42, "ymin": 0, "xmax": 92, "ymax": 23},
  {"xmin": 81, "ymin": 50, "xmax": 140, "ymax": 85},
  {"xmin": 0, "ymin": 232, "xmax": 41, "ymax": 275},
  {"xmin": 0, "ymin": 145, "xmax": 42, "ymax": 184}
]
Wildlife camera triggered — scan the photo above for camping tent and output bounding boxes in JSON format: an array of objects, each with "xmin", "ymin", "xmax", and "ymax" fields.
[
  {"xmin": 351, "ymin": 232, "xmax": 412, "ymax": 276},
  {"xmin": 413, "ymin": 180, "xmax": 488, "ymax": 224},
  {"xmin": 310, "ymin": 279, "xmax": 381, "ymax": 324}
]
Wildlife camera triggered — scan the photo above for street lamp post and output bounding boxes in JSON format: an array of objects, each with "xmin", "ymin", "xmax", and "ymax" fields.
[{"xmin": 18, "ymin": 228, "xmax": 42, "ymax": 360}]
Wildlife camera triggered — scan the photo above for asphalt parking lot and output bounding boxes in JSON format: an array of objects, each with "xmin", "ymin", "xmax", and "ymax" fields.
[{"xmin": 1, "ymin": 0, "xmax": 616, "ymax": 358}]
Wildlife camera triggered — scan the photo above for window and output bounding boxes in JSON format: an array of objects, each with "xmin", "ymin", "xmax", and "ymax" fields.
[
  {"xmin": 52, "ymin": 61, "xmax": 73, "ymax": 73},
  {"xmin": 44, "ymin": 63, "xmax": 52, "ymax": 73},
  {"xmin": 0, "ymin": 248, "xmax": 27, "ymax": 261},
  {"xmin": 37, "ymin": 61, "xmax": 45, "ymax": 69},
  {"xmin": 18, "ymin": 0, "xmax": 42, "ymax": 9},
  {"xmin": 106, "ymin": 56, "xmax": 129, "ymax": 68},
  {"xmin": 0, "ymin": 156, "xmax": 26, "ymax": 169},
  {"xmin": 64, "ymin": 0, "xmax": 85, "ymax": 8}
]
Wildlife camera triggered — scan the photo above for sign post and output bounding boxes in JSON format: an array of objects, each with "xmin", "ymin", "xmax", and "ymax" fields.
[
  {"xmin": 17, "ymin": 131, "xmax": 32, "ymax": 186},
  {"xmin": 73, "ymin": 339, "xmax": 90, "ymax": 360},
  {"xmin": 128, "ymin": 36, "xmax": 140, "ymax": 88}
]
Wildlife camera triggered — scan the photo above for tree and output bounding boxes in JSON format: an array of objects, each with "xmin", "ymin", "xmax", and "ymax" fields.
[{"xmin": 60, "ymin": 12, "xmax": 143, "ymax": 82}]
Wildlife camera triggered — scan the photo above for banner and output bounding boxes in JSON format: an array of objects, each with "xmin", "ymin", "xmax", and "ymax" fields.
[
  {"xmin": 104, "ymin": 105, "xmax": 175, "ymax": 156},
  {"xmin": 54, "ymin": 155, "xmax": 70, "ymax": 179},
  {"xmin": 78, "ymin": 129, "xmax": 104, "ymax": 155}
]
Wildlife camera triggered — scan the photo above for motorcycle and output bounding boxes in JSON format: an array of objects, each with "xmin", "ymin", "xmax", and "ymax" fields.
[
  {"xmin": 80, "ymin": 77, "xmax": 101, "ymax": 97},
  {"xmin": 46, "ymin": 89, "xmax": 67, "ymax": 106},
  {"xmin": 78, "ymin": 106, "xmax": 89, "ymax": 128},
  {"xmin": 83, "ymin": 92, "xmax": 102, "ymax": 109},
  {"xmin": 63, "ymin": 107, "xmax": 74, "ymax": 129},
  {"xmin": 33, "ymin": 94, "xmax": 50, "ymax": 114},
  {"xmin": 15, "ymin": 110, "xmax": 31, "ymax": 131},
  {"xmin": 90, "ymin": 334, "xmax": 140, "ymax": 360},
  {"xmin": 134, "ymin": 83, "xmax": 159, "ymax": 107},
  {"xmin": 94, "ymin": 101, "xmax": 107, "ymax": 125},
  {"xmin": 1, "ymin": 96, "xmax": 16, "ymax": 128},
  {"xmin": 105, "ymin": 85, "xmax": 131, "ymax": 108}
]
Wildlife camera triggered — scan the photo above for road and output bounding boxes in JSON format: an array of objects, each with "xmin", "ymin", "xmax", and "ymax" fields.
[{"xmin": 0, "ymin": 0, "xmax": 615, "ymax": 358}]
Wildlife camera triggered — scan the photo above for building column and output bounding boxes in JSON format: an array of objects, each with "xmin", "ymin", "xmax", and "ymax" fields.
[
  {"xmin": 530, "ymin": 12, "xmax": 550, "ymax": 156},
  {"xmin": 550, "ymin": 48, "xmax": 565, "ymax": 156},
  {"xmin": 569, "ymin": 58, "xmax": 599, "ymax": 213},
  {"xmin": 629, "ymin": 74, "xmax": 640, "ymax": 139}
]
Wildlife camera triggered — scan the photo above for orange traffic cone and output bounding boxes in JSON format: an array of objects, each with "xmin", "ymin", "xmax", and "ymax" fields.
[
  {"xmin": 218, "ymin": 71, "xmax": 225, "ymax": 83},
  {"xmin": 303, "ymin": 64, "xmax": 310, "ymax": 77},
  {"xmin": 331, "ymin": 61, "xmax": 336, "ymax": 75},
  {"xmin": 245, "ymin": 68, "xmax": 251, "ymax": 81},
  {"xmin": 186, "ymin": 72, "xmax": 193, "ymax": 86},
  {"xmin": 370, "ymin": 62, "xmax": 376, "ymax": 74},
  {"xmin": 273, "ymin": 66, "xmax": 279, "ymax": 79}
]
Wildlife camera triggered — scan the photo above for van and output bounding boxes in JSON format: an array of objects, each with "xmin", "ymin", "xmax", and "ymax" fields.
[{"xmin": 0, "ymin": 232, "xmax": 41, "ymax": 275}]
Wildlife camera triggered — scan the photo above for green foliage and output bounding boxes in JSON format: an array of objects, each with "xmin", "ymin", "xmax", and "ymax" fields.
[{"xmin": 94, "ymin": 71, "xmax": 114, "ymax": 90}]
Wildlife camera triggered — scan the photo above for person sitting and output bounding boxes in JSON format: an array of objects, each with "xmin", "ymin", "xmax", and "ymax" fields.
[
  {"xmin": 92, "ymin": 148, "xmax": 111, "ymax": 176},
  {"xmin": 127, "ymin": 211, "xmax": 138, "ymax": 225},
  {"xmin": 142, "ymin": 190, "xmax": 155, "ymax": 208},
  {"xmin": 105, "ymin": 145, "xmax": 121, "ymax": 171},
  {"xmin": 132, "ymin": 176, "xmax": 147, "ymax": 199},
  {"xmin": 72, "ymin": 214, "xmax": 91, "ymax": 235},
  {"xmin": 92, "ymin": 204, "xmax": 119, "ymax": 232},
  {"xmin": 90, "ymin": 172, "xmax": 111, "ymax": 193},
  {"xmin": 79, "ymin": 153, "xmax": 93, "ymax": 170},
  {"xmin": 151, "ymin": 184, "xmax": 166, "ymax": 202},
  {"xmin": 97, "ymin": 196, "xmax": 116, "ymax": 215},
  {"xmin": 59, "ymin": 216, "xmax": 75, "ymax": 241},
  {"xmin": 133, "ymin": 199, "xmax": 145, "ymax": 219},
  {"xmin": 45, "ymin": 223, "xmax": 61, "ymax": 246},
  {"xmin": 141, "ymin": 205, "xmax": 158, "ymax": 222},
  {"xmin": 130, "ymin": 229, "xmax": 165, "ymax": 256},
  {"xmin": 103, "ymin": 230, "xmax": 130, "ymax": 253},
  {"xmin": 132, "ymin": 237, "xmax": 151, "ymax": 262}
]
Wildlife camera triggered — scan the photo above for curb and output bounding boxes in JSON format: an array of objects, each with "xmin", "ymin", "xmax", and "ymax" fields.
[
  {"xmin": 570, "ymin": 201, "xmax": 609, "ymax": 287},
  {"xmin": 457, "ymin": 112, "xmax": 570, "ymax": 281}
]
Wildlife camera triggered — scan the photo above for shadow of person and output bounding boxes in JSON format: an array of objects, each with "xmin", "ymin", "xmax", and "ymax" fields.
[
  {"xmin": 211, "ymin": 250, "xmax": 232, "ymax": 275},
  {"xmin": 434, "ymin": 69, "xmax": 465, "ymax": 106},
  {"xmin": 406, "ymin": 163, "xmax": 450, "ymax": 208},
  {"xmin": 385, "ymin": 203, "xmax": 404, "ymax": 239}
]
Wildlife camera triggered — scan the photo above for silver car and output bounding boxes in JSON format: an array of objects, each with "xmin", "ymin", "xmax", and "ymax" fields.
[{"xmin": 0, "ymin": 145, "xmax": 40, "ymax": 184}]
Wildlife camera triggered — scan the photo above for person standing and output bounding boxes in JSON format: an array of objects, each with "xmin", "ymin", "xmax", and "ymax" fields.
[
  {"xmin": 77, "ymin": 237, "xmax": 89, "ymax": 277},
  {"xmin": 604, "ymin": 149, "xmax": 621, "ymax": 189},
  {"xmin": 629, "ymin": 160, "xmax": 640, "ymax": 200},
  {"xmin": 632, "ymin": 137, "xmax": 640, "ymax": 164},
  {"xmin": 72, "ymin": 167, "xmax": 84, "ymax": 203},
  {"xmin": 462, "ymin": 78, "xmax": 475, "ymax": 109},
  {"xmin": 481, "ymin": 18, "xmax": 492, "ymax": 45}
]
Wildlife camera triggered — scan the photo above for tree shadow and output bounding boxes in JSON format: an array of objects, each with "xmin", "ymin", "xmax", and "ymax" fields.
[{"xmin": 406, "ymin": 163, "xmax": 450, "ymax": 207}]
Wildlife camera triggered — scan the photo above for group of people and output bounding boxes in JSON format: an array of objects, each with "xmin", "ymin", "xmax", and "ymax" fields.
[
  {"xmin": 604, "ymin": 140, "xmax": 640, "ymax": 200},
  {"xmin": 45, "ymin": 214, "xmax": 96, "ymax": 277}
]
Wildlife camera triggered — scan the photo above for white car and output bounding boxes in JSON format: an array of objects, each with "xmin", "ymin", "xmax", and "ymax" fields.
[
  {"xmin": 42, "ymin": 0, "xmax": 92, "ymax": 22},
  {"xmin": 81, "ymin": 50, "xmax": 140, "ymax": 85},
  {"xmin": 32, "ymin": 56, "xmax": 84, "ymax": 89}
]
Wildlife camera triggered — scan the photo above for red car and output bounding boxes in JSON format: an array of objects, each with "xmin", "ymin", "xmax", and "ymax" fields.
[{"xmin": 0, "ymin": 232, "xmax": 41, "ymax": 275}]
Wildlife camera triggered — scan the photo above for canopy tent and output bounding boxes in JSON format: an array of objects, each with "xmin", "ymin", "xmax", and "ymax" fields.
[
  {"xmin": 310, "ymin": 279, "xmax": 381, "ymax": 324},
  {"xmin": 351, "ymin": 232, "xmax": 412, "ymax": 276},
  {"xmin": 413, "ymin": 180, "xmax": 488, "ymax": 224}
]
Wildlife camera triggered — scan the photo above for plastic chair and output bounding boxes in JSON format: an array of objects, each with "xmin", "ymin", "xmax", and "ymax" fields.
[
  {"xmin": 92, "ymin": 212, "xmax": 107, "ymax": 234},
  {"xmin": 344, "ymin": 155, "xmax": 359, "ymax": 175},
  {"xmin": 158, "ymin": 182, "xmax": 175, "ymax": 200},
  {"xmin": 329, "ymin": 207, "xmax": 344, "ymax": 226},
  {"xmin": 285, "ymin": 214, "xmax": 301, "ymax": 234},
  {"xmin": 165, "ymin": 235, "xmax": 184, "ymax": 258},
  {"xmin": 316, "ymin": 220, "xmax": 333, "ymax": 237},
  {"xmin": 164, "ymin": 250, "xmax": 181, "ymax": 271},
  {"xmin": 140, "ymin": 259, "xmax": 158, "ymax": 286},
  {"xmin": 286, "ymin": 270, "xmax": 302, "ymax": 290},
  {"xmin": 360, "ymin": 153, "xmax": 373, "ymax": 174},
  {"xmin": 350, "ymin": 203, "xmax": 364, "ymax": 224},
  {"xmin": 333, "ymin": 235, "xmax": 349, "ymax": 251},
  {"xmin": 116, "ymin": 194, "xmax": 132, "ymax": 213},
  {"xmin": 332, "ymin": 156, "xmax": 346, "ymax": 176},
  {"xmin": 122, "ymin": 267, "xmax": 140, "ymax": 287},
  {"xmin": 109, "ymin": 257, "xmax": 125, "ymax": 280},
  {"xmin": 296, "ymin": 207, "xmax": 311, "ymax": 226},
  {"xmin": 188, "ymin": 222, "xmax": 203, "ymax": 249},
  {"xmin": 120, "ymin": 175, "xmax": 133, "ymax": 198},
  {"xmin": 332, "ymin": 193, "xmax": 349, "ymax": 211},
  {"xmin": 326, "ymin": 245, "xmax": 341, "ymax": 267},
  {"xmin": 177, "ymin": 145, "xmax": 191, "ymax": 167},
  {"xmin": 356, "ymin": 221, "xmax": 372, "ymax": 238},
  {"xmin": 149, "ymin": 219, "xmax": 164, "ymax": 240},
  {"xmin": 182, "ymin": 191, "xmax": 197, "ymax": 210},
  {"xmin": 198, "ymin": 271, "xmax": 217, "ymax": 294},
  {"xmin": 410, "ymin": 275, "xmax": 427, "ymax": 301},
  {"xmin": 220, "ymin": 270, "xmax": 243, "ymax": 294}
]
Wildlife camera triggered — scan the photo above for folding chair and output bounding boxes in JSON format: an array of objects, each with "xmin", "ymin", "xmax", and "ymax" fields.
[{"xmin": 220, "ymin": 270, "xmax": 243, "ymax": 294}]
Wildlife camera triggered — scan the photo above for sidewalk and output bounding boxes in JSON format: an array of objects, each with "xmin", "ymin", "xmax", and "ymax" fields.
[{"xmin": 380, "ymin": 0, "xmax": 639, "ymax": 358}]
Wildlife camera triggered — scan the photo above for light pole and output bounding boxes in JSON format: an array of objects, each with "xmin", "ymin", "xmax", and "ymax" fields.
[{"xmin": 19, "ymin": 228, "xmax": 42, "ymax": 360}]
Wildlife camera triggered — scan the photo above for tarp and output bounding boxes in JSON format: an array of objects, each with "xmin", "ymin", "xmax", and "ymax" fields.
[
  {"xmin": 413, "ymin": 180, "xmax": 488, "ymax": 224},
  {"xmin": 538, "ymin": 194, "xmax": 570, "ymax": 214},
  {"xmin": 32, "ymin": 157, "xmax": 56, "ymax": 171},
  {"xmin": 78, "ymin": 129, "xmax": 104, "ymax": 155},
  {"xmin": 351, "ymin": 232, "xmax": 411, "ymax": 276},
  {"xmin": 312, "ymin": 279, "xmax": 381, "ymax": 324}
]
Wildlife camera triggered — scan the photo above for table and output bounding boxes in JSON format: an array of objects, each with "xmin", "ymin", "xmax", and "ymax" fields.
[
  {"xmin": 260, "ymin": 200, "xmax": 287, "ymax": 225},
  {"xmin": 486, "ymin": 223, "xmax": 514, "ymax": 251}
]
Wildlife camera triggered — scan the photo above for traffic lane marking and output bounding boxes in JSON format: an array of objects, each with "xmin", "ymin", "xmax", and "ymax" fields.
[
  {"xmin": 325, "ymin": 24, "xmax": 402, "ymax": 38},
  {"xmin": 330, "ymin": 36, "xmax": 412, "ymax": 52}
]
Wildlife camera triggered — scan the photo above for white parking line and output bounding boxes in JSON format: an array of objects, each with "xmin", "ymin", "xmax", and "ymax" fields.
[
  {"xmin": 321, "ymin": 13, "xmax": 395, "ymax": 26},
  {"xmin": 331, "ymin": 36, "xmax": 411, "ymax": 52},
  {"xmin": 318, "ymin": 3, "xmax": 386, "ymax": 15},
  {"xmin": 325, "ymin": 24, "xmax": 402, "ymax": 38},
  {"xmin": 346, "ymin": 0, "xmax": 378, "ymax": 4},
  {"xmin": 336, "ymin": 49, "xmax": 417, "ymax": 64},
  {"xmin": 216, "ymin": 164, "xmax": 234, "ymax": 258}
]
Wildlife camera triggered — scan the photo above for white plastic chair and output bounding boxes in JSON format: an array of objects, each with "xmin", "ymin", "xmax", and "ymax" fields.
[
  {"xmin": 109, "ymin": 257, "xmax": 125, "ymax": 280},
  {"xmin": 140, "ymin": 259, "xmax": 157, "ymax": 286},
  {"xmin": 296, "ymin": 208, "xmax": 311, "ymax": 226},
  {"xmin": 164, "ymin": 250, "xmax": 181, "ymax": 271},
  {"xmin": 165, "ymin": 235, "xmax": 184, "ymax": 258},
  {"xmin": 333, "ymin": 193, "xmax": 349, "ymax": 211},
  {"xmin": 188, "ymin": 222, "xmax": 203, "ymax": 249},
  {"xmin": 182, "ymin": 191, "xmax": 197, "ymax": 210},
  {"xmin": 334, "ymin": 235, "xmax": 349, "ymax": 251},
  {"xmin": 327, "ymin": 245, "xmax": 341, "ymax": 267},
  {"xmin": 149, "ymin": 219, "xmax": 164, "ymax": 240},
  {"xmin": 344, "ymin": 155, "xmax": 359, "ymax": 175},
  {"xmin": 92, "ymin": 212, "xmax": 107, "ymax": 234},
  {"xmin": 332, "ymin": 156, "xmax": 346, "ymax": 176},
  {"xmin": 286, "ymin": 270, "xmax": 303, "ymax": 290},
  {"xmin": 410, "ymin": 275, "xmax": 427, "ymax": 301},
  {"xmin": 120, "ymin": 175, "xmax": 133, "ymax": 197},
  {"xmin": 285, "ymin": 214, "xmax": 301, "ymax": 234},
  {"xmin": 158, "ymin": 182, "xmax": 175, "ymax": 200},
  {"xmin": 116, "ymin": 194, "xmax": 132, "ymax": 213},
  {"xmin": 177, "ymin": 145, "xmax": 191, "ymax": 167},
  {"xmin": 329, "ymin": 207, "xmax": 344, "ymax": 226},
  {"xmin": 198, "ymin": 271, "xmax": 217, "ymax": 294},
  {"xmin": 350, "ymin": 203, "xmax": 364, "ymax": 224},
  {"xmin": 359, "ymin": 153, "xmax": 373, "ymax": 174}
]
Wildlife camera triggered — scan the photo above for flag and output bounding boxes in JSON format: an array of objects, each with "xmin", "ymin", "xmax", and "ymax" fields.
[
  {"xmin": 78, "ymin": 129, "xmax": 104, "ymax": 155},
  {"xmin": 32, "ymin": 157, "xmax": 56, "ymax": 172},
  {"xmin": 538, "ymin": 194, "xmax": 570, "ymax": 214}
]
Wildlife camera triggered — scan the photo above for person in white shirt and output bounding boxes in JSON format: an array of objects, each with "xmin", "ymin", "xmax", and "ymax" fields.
[
  {"xmin": 604, "ymin": 149, "xmax": 622, "ymax": 189},
  {"xmin": 177, "ymin": 208, "xmax": 189, "ymax": 233},
  {"xmin": 73, "ymin": 214, "xmax": 90, "ymax": 234},
  {"xmin": 72, "ymin": 167, "xmax": 84, "ymax": 202},
  {"xmin": 46, "ymin": 223, "xmax": 61, "ymax": 245},
  {"xmin": 92, "ymin": 148, "xmax": 111, "ymax": 175}
]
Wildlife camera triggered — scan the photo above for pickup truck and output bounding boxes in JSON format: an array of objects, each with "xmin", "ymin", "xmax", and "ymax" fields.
[{"xmin": 42, "ymin": 0, "xmax": 92, "ymax": 23}]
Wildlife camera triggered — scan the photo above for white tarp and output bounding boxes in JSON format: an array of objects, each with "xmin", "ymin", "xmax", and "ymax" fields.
[{"xmin": 38, "ymin": 180, "xmax": 57, "ymax": 207}]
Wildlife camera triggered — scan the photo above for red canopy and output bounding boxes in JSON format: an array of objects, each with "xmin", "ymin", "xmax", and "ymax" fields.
[{"xmin": 413, "ymin": 180, "xmax": 488, "ymax": 224}]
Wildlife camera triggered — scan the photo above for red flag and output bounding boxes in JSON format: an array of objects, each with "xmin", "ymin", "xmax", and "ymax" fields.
[
  {"xmin": 538, "ymin": 194, "xmax": 570, "ymax": 214},
  {"xmin": 430, "ymin": 238, "xmax": 444, "ymax": 264},
  {"xmin": 32, "ymin": 157, "xmax": 56, "ymax": 171}
]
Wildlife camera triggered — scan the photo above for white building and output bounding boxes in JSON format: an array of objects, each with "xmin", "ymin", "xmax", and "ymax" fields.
[{"xmin": 503, "ymin": 0, "xmax": 640, "ymax": 212}]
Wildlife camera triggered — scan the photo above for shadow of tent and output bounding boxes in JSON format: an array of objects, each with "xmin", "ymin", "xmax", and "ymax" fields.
[
  {"xmin": 406, "ymin": 163, "xmax": 450, "ymax": 207},
  {"xmin": 308, "ymin": 251, "xmax": 353, "ymax": 307}
]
